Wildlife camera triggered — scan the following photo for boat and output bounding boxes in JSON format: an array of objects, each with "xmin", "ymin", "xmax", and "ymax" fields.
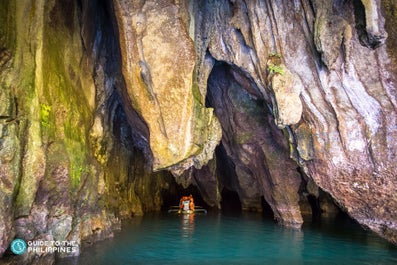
[{"xmin": 167, "ymin": 206, "xmax": 207, "ymax": 214}]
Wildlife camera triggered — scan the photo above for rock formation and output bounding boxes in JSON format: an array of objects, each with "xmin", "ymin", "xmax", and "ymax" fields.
[
  {"xmin": 0, "ymin": 0, "xmax": 396, "ymax": 263},
  {"xmin": 112, "ymin": 0, "xmax": 221, "ymax": 173},
  {"xmin": 0, "ymin": 0, "xmax": 176, "ymax": 263},
  {"xmin": 207, "ymin": 63, "xmax": 303, "ymax": 227},
  {"xmin": 188, "ymin": 0, "xmax": 397, "ymax": 244}
]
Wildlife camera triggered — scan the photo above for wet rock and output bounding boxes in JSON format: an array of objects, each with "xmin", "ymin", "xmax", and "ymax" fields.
[
  {"xmin": 0, "ymin": 1, "xmax": 396, "ymax": 261},
  {"xmin": 192, "ymin": 159, "xmax": 221, "ymax": 209},
  {"xmin": 112, "ymin": 0, "xmax": 221, "ymax": 172},
  {"xmin": 313, "ymin": 1, "xmax": 352, "ymax": 69},
  {"xmin": 103, "ymin": 96, "xmax": 176, "ymax": 217},
  {"xmin": 207, "ymin": 64, "xmax": 303, "ymax": 227},
  {"xmin": 0, "ymin": 0, "xmax": 123, "ymax": 258},
  {"xmin": 0, "ymin": 123, "xmax": 19, "ymax": 255},
  {"xmin": 192, "ymin": 0, "xmax": 397, "ymax": 243},
  {"xmin": 267, "ymin": 63, "xmax": 304, "ymax": 128}
]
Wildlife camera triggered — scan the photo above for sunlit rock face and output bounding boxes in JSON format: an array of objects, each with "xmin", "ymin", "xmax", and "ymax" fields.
[
  {"xmin": 0, "ymin": 0, "xmax": 175, "ymax": 261},
  {"xmin": 189, "ymin": 0, "xmax": 396, "ymax": 243},
  {"xmin": 0, "ymin": 1, "xmax": 397, "ymax": 262},
  {"xmin": 112, "ymin": 0, "xmax": 221, "ymax": 172}
]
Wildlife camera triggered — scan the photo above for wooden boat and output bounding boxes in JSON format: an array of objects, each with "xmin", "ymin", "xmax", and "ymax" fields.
[{"xmin": 167, "ymin": 206, "xmax": 207, "ymax": 214}]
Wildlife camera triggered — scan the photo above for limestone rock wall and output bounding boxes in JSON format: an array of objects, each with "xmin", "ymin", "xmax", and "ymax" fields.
[
  {"xmin": 189, "ymin": 0, "xmax": 397, "ymax": 244},
  {"xmin": 112, "ymin": 0, "xmax": 221, "ymax": 173},
  {"xmin": 207, "ymin": 63, "xmax": 303, "ymax": 227},
  {"xmin": 0, "ymin": 0, "xmax": 118, "ymax": 261},
  {"xmin": 0, "ymin": 1, "xmax": 396, "ymax": 263},
  {"xmin": 0, "ymin": 0, "xmax": 175, "ymax": 261}
]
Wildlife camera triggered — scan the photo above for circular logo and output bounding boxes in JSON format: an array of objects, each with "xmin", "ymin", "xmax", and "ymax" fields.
[{"xmin": 10, "ymin": 239, "xmax": 27, "ymax": 255}]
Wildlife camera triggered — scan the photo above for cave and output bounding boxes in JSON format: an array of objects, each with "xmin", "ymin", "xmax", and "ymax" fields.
[
  {"xmin": 306, "ymin": 194, "xmax": 322, "ymax": 220},
  {"xmin": 160, "ymin": 183, "xmax": 208, "ymax": 211},
  {"xmin": 205, "ymin": 60, "xmax": 304, "ymax": 224},
  {"xmin": 261, "ymin": 196, "xmax": 275, "ymax": 219},
  {"xmin": 0, "ymin": 0, "xmax": 396, "ymax": 264}
]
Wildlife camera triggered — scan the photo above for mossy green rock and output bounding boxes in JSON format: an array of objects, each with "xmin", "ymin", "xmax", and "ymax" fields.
[{"xmin": 0, "ymin": 0, "xmax": 118, "ymax": 258}]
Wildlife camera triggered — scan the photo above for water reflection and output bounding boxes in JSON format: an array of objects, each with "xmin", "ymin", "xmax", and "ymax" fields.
[
  {"xmin": 56, "ymin": 212, "xmax": 397, "ymax": 265},
  {"xmin": 180, "ymin": 213, "xmax": 195, "ymax": 238},
  {"xmin": 279, "ymin": 227, "xmax": 304, "ymax": 265}
]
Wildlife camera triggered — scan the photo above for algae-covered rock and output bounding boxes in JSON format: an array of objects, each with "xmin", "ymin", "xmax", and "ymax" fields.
[
  {"xmin": 1, "ymin": 0, "xmax": 397, "ymax": 260},
  {"xmin": 0, "ymin": 0, "xmax": 121, "ymax": 258}
]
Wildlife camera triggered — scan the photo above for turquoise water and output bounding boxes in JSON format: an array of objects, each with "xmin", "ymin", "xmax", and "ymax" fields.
[{"xmin": 59, "ymin": 213, "xmax": 397, "ymax": 265}]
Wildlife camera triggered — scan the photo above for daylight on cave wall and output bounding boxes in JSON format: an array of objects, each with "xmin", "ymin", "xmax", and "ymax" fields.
[{"xmin": 0, "ymin": 0, "xmax": 396, "ymax": 264}]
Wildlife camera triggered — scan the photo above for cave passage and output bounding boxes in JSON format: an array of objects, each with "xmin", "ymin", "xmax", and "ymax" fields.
[
  {"xmin": 205, "ymin": 61, "xmax": 278, "ymax": 216},
  {"xmin": 203, "ymin": 60, "xmax": 343, "ymax": 223},
  {"xmin": 220, "ymin": 188, "xmax": 242, "ymax": 214},
  {"xmin": 160, "ymin": 182, "xmax": 209, "ymax": 211},
  {"xmin": 1, "ymin": 0, "xmax": 397, "ymax": 264}
]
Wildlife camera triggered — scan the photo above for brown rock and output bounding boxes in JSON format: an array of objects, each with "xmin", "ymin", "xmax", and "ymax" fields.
[
  {"xmin": 207, "ymin": 64, "xmax": 303, "ymax": 227},
  {"xmin": 193, "ymin": 0, "xmax": 397, "ymax": 242},
  {"xmin": 113, "ymin": 0, "xmax": 221, "ymax": 171}
]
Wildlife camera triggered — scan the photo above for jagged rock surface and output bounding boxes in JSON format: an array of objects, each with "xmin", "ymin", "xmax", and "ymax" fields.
[
  {"xmin": 190, "ymin": 0, "xmax": 397, "ymax": 243},
  {"xmin": 0, "ymin": 2, "xmax": 396, "ymax": 264},
  {"xmin": 207, "ymin": 64, "xmax": 303, "ymax": 226},
  {"xmin": 112, "ymin": 0, "xmax": 221, "ymax": 172},
  {"xmin": 0, "ymin": 0, "xmax": 176, "ymax": 262}
]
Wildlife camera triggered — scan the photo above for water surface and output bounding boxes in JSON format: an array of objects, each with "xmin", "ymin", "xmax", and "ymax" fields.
[{"xmin": 59, "ymin": 212, "xmax": 397, "ymax": 265}]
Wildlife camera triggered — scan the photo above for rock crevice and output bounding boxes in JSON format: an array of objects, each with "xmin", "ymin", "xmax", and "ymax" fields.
[{"xmin": 0, "ymin": 1, "xmax": 396, "ymax": 262}]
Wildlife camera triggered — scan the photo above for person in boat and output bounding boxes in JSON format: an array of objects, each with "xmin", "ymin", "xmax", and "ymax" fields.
[
  {"xmin": 179, "ymin": 196, "xmax": 189, "ymax": 211},
  {"xmin": 179, "ymin": 195, "xmax": 195, "ymax": 211},
  {"xmin": 189, "ymin": 194, "xmax": 195, "ymax": 211}
]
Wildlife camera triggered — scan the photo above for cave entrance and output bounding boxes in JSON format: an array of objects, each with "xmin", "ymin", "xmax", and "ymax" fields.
[
  {"xmin": 161, "ymin": 182, "xmax": 209, "ymax": 211},
  {"xmin": 220, "ymin": 188, "xmax": 242, "ymax": 214},
  {"xmin": 261, "ymin": 196, "xmax": 275, "ymax": 219},
  {"xmin": 206, "ymin": 61, "xmax": 276, "ymax": 216},
  {"xmin": 215, "ymin": 142, "xmax": 245, "ymax": 214},
  {"xmin": 307, "ymin": 194, "xmax": 322, "ymax": 220}
]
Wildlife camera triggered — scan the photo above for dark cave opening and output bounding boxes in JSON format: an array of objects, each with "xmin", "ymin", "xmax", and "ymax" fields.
[
  {"xmin": 207, "ymin": 61, "xmax": 267, "ymax": 215},
  {"xmin": 307, "ymin": 194, "xmax": 322, "ymax": 220},
  {"xmin": 160, "ymin": 183, "xmax": 209, "ymax": 211},
  {"xmin": 261, "ymin": 196, "xmax": 275, "ymax": 219},
  {"xmin": 297, "ymin": 167, "xmax": 343, "ymax": 222},
  {"xmin": 206, "ymin": 61, "xmax": 276, "ymax": 216},
  {"xmin": 107, "ymin": 90, "xmax": 212, "ymax": 214},
  {"xmin": 220, "ymin": 188, "xmax": 242, "ymax": 214},
  {"xmin": 215, "ymin": 143, "xmax": 245, "ymax": 214},
  {"xmin": 204, "ymin": 59, "xmax": 347, "ymax": 223},
  {"xmin": 353, "ymin": 0, "xmax": 382, "ymax": 48},
  {"xmin": 297, "ymin": 167, "xmax": 342, "ymax": 221}
]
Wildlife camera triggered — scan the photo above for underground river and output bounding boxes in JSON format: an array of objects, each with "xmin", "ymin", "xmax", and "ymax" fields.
[
  {"xmin": 1, "ymin": 1, "xmax": 397, "ymax": 264},
  {"xmin": 57, "ymin": 212, "xmax": 397, "ymax": 265}
]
